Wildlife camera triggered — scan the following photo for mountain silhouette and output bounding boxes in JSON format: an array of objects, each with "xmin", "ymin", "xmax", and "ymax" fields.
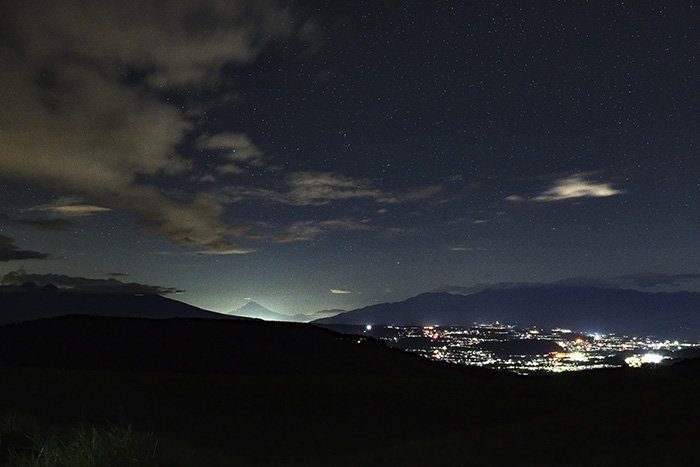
[
  {"xmin": 230, "ymin": 301, "xmax": 343, "ymax": 322},
  {"xmin": 230, "ymin": 301, "xmax": 311, "ymax": 322},
  {"xmin": 314, "ymin": 286, "xmax": 700, "ymax": 340},
  {"xmin": 0, "ymin": 288, "xmax": 234, "ymax": 325}
]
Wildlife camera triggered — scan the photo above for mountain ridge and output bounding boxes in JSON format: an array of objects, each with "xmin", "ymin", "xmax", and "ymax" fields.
[
  {"xmin": 230, "ymin": 301, "xmax": 343, "ymax": 322},
  {"xmin": 0, "ymin": 289, "xmax": 235, "ymax": 325},
  {"xmin": 313, "ymin": 285, "xmax": 700, "ymax": 340},
  {"xmin": 230, "ymin": 301, "xmax": 311, "ymax": 322}
]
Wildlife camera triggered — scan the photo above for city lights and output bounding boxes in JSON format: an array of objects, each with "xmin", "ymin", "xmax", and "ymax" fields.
[{"xmin": 361, "ymin": 324, "xmax": 697, "ymax": 375}]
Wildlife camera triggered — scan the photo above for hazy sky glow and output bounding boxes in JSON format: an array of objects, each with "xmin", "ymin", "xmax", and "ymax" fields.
[{"xmin": 1, "ymin": 1, "xmax": 698, "ymax": 315}]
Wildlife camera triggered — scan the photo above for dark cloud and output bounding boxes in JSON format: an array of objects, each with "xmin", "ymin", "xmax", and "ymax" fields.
[
  {"xmin": 614, "ymin": 273, "xmax": 700, "ymax": 288},
  {"xmin": 550, "ymin": 277, "xmax": 619, "ymax": 288},
  {"xmin": 13, "ymin": 218, "xmax": 76, "ymax": 231},
  {"xmin": 432, "ymin": 281, "xmax": 544, "ymax": 295},
  {"xmin": 433, "ymin": 274, "xmax": 700, "ymax": 295},
  {"xmin": 1, "ymin": 209, "xmax": 76, "ymax": 231},
  {"xmin": 2, "ymin": 270, "xmax": 182, "ymax": 295},
  {"xmin": 0, "ymin": 235, "xmax": 49, "ymax": 261}
]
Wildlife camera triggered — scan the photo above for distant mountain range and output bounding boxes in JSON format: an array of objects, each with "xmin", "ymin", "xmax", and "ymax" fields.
[
  {"xmin": 229, "ymin": 301, "xmax": 342, "ymax": 322},
  {"xmin": 313, "ymin": 286, "xmax": 700, "ymax": 340},
  {"xmin": 0, "ymin": 287, "xmax": 234, "ymax": 325},
  {"xmin": 0, "ymin": 287, "xmax": 343, "ymax": 325}
]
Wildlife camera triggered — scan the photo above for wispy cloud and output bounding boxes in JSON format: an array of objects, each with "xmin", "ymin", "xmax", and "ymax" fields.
[
  {"xmin": 507, "ymin": 174, "xmax": 623, "ymax": 203},
  {"xmin": 197, "ymin": 132, "xmax": 268, "ymax": 176},
  {"xmin": 26, "ymin": 197, "xmax": 111, "ymax": 217},
  {"xmin": 223, "ymin": 171, "xmax": 443, "ymax": 206},
  {"xmin": 0, "ymin": 235, "xmax": 49, "ymax": 262},
  {"xmin": 274, "ymin": 219, "xmax": 373, "ymax": 243},
  {"xmin": 614, "ymin": 273, "xmax": 700, "ymax": 288},
  {"xmin": 0, "ymin": 211, "xmax": 76, "ymax": 231},
  {"xmin": 433, "ymin": 272, "xmax": 700, "ymax": 295},
  {"xmin": 196, "ymin": 247, "xmax": 256, "ymax": 255},
  {"xmin": 288, "ymin": 172, "xmax": 384, "ymax": 205},
  {"xmin": 330, "ymin": 288, "xmax": 352, "ymax": 295},
  {"xmin": 448, "ymin": 246, "xmax": 487, "ymax": 252},
  {"xmin": 224, "ymin": 172, "xmax": 382, "ymax": 206}
]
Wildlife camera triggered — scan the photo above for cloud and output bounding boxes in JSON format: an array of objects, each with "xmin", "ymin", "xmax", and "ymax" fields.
[
  {"xmin": 432, "ymin": 282, "xmax": 542, "ymax": 295},
  {"xmin": 433, "ymin": 273, "xmax": 700, "ymax": 295},
  {"xmin": 1, "ymin": 270, "xmax": 183, "ymax": 295},
  {"xmin": 198, "ymin": 133, "xmax": 263, "ymax": 159},
  {"xmin": 274, "ymin": 218, "xmax": 374, "ymax": 243},
  {"xmin": 197, "ymin": 132, "xmax": 268, "ymax": 176},
  {"xmin": 0, "ymin": 0, "xmax": 312, "ymax": 250},
  {"xmin": 107, "ymin": 272, "xmax": 129, "ymax": 277},
  {"xmin": 385, "ymin": 185, "xmax": 444, "ymax": 203},
  {"xmin": 0, "ymin": 235, "xmax": 49, "ymax": 262},
  {"xmin": 613, "ymin": 273, "xmax": 700, "ymax": 288},
  {"xmin": 506, "ymin": 174, "xmax": 623, "ymax": 203},
  {"xmin": 0, "ymin": 211, "xmax": 76, "ymax": 231},
  {"xmin": 287, "ymin": 172, "xmax": 383, "ymax": 205},
  {"xmin": 3, "ymin": 1, "xmax": 306, "ymax": 88},
  {"xmin": 224, "ymin": 172, "xmax": 383, "ymax": 206},
  {"xmin": 196, "ymin": 247, "xmax": 256, "ymax": 255},
  {"xmin": 533, "ymin": 175, "xmax": 623, "ymax": 201},
  {"xmin": 26, "ymin": 197, "xmax": 111, "ymax": 217},
  {"xmin": 223, "ymin": 171, "xmax": 443, "ymax": 206},
  {"xmin": 330, "ymin": 288, "xmax": 352, "ymax": 295},
  {"xmin": 432, "ymin": 278, "xmax": 619, "ymax": 295},
  {"xmin": 448, "ymin": 246, "xmax": 487, "ymax": 252},
  {"xmin": 13, "ymin": 218, "xmax": 77, "ymax": 231}
]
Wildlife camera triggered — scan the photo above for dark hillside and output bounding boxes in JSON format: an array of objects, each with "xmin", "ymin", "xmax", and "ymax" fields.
[
  {"xmin": 0, "ymin": 315, "xmax": 495, "ymax": 378},
  {"xmin": 0, "ymin": 290, "xmax": 233, "ymax": 325}
]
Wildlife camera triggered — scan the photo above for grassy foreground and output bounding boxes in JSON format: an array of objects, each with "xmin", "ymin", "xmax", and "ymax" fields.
[
  {"xmin": 1, "ymin": 417, "xmax": 158, "ymax": 467},
  {"xmin": 0, "ymin": 365, "xmax": 699, "ymax": 466}
]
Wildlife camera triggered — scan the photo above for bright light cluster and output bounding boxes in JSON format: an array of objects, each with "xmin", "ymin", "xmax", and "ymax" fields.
[{"xmin": 365, "ymin": 323, "xmax": 697, "ymax": 375}]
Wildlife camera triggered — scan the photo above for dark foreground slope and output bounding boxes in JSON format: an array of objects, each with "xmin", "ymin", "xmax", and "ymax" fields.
[
  {"xmin": 315, "ymin": 286, "xmax": 700, "ymax": 340},
  {"xmin": 0, "ymin": 289, "xmax": 233, "ymax": 325},
  {"xmin": 0, "ymin": 316, "xmax": 698, "ymax": 466},
  {"xmin": 0, "ymin": 315, "xmax": 486, "ymax": 377}
]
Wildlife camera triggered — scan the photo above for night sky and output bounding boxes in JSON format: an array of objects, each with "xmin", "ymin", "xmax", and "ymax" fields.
[{"xmin": 1, "ymin": 0, "xmax": 698, "ymax": 316}]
